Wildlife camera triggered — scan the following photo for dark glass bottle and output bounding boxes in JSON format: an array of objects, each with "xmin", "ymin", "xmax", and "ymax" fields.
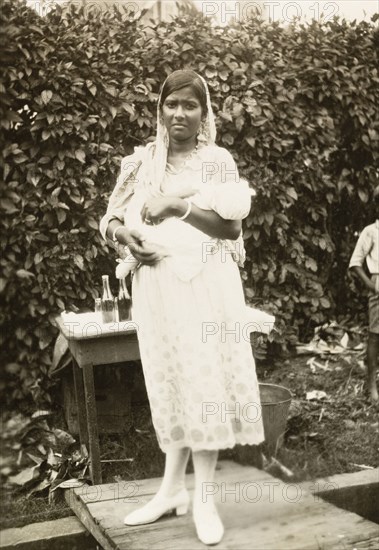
[
  {"xmin": 117, "ymin": 277, "xmax": 131, "ymax": 321},
  {"xmin": 101, "ymin": 275, "xmax": 115, "ymax": 323}
]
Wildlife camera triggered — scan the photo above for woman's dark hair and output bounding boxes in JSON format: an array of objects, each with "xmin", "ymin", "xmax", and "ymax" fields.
[{"xmin": 159, "ymin": 70, "xmax": 207, "ymax": 115}]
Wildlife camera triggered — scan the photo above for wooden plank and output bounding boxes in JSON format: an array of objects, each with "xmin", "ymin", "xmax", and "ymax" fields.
[
  {"xmin": 98, "ymin": 473, "xmax": 379, "ymax": 549},
  {"xmin": 76, "ymin": 460, "xmax": 272, "ymax": 504},
  {"xmin": 66, "ymin": 461, "xmax": 266, "ymax": 549},
  {"xmin": 93, "ymin": 469, "xmax": 315, "ymax": 540},
  {"xmin": 67, "ymin": 461, "xmax": 379, "ymax": 550},
  {"xmin": 102, "ymin": 478, "xmax": 318, "ymax": 539},
  {"xmin": 111, "ymin": 495, "xmax": 379, "ymax": 550},
  {"xmin": 55, "ymin": 314, "xmax": 138, "ymax": 341},
  {"xmin": 68, "ymin": 334, "xmax": 140, "ymax": 366},
  {"xmin": 223, "ymin": 508, "xmax": 379, "ymax": 550},
  {"xmin": 95, "ymin": 481, "xmax": 304, "ymax": 532},
  {"xmin": 346, "ymin": 535, "xmax": 379, "ymax": 549},
  {"xmin": 113, "ymin": 519, "xmax": 379, "ymax": 550},
  {"xmin": 316, "ymin": 467, "xmax": 379, "ymax": 491},
  {"xmin": 65, "ymin": 489, "xmax": 115, "ymax": 550},
  {"xmin": 0, "ymin": 516, "xmax": 88, "ymax": 549}
]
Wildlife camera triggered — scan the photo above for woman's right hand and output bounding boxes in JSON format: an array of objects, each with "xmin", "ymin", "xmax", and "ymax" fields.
[{"xmin": 116, "ymin": 227, "xmax": 161, "ymax": 266}]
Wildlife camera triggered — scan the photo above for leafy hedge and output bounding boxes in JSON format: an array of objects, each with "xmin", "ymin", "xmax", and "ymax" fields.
[{"xmin": 1, "ymin": 0, "xmax": 378, "ymax": 407}]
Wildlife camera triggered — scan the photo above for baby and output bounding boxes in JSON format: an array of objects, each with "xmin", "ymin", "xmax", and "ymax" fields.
[
  {"xmin": 115, "ymin": 181, "xmax": 205, "ymax": 279},
  {"xmin": 115, "ymin": 177, "xmax": 253, "ymax": 280}
]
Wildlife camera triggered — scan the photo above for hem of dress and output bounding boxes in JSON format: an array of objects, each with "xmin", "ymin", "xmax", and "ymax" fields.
[{"xmin": 158, "ymin": 436, "xmax": 265, "ymax": 453}]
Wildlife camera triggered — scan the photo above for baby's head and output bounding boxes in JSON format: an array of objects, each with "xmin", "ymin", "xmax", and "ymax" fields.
[{"xmin": 168, "ymin": 182, "xmax": 201, "ymax": 199}]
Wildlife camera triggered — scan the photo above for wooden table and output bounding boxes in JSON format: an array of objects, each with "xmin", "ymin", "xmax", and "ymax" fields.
[{"xmin": 55, "ymin": 314, "xmax": 141, "ymax": 484}]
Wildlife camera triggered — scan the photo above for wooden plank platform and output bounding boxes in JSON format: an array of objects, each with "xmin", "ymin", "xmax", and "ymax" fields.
[{"xmin": 66, "ymin": 460, "xmax": 379, "ymax": 549}]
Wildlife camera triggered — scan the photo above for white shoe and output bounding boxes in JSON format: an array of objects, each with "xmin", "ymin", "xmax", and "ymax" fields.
[
  {"xmin": 124, "ymin": 488, "xmax": 190, "ymax": 526},
  {"xmin": 193, "ymin": 504, "xmax": 224, "ymax": 546}
]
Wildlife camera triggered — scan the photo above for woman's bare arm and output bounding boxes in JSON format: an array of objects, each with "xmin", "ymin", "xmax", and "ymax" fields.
[
  {"xmin": 142, "ymin": 197, "xmax": 242, "ymax": 240},
  {"xmin": 178, "ymin": 201, "xmax": 242, "ymax": 240}
]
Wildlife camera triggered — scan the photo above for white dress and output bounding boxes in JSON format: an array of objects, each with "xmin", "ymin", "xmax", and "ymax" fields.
[{"xmin": 130, "ymin": 145, "xmax": 265, "ymax": 452}]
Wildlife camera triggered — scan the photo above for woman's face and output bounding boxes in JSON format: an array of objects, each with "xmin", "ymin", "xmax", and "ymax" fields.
[{"xmin": 161, "ymin": 86, "xmax": 203, "ymax": 144}]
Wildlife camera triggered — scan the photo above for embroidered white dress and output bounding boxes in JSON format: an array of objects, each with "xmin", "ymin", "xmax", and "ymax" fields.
[{"xmin": 128, "ymin": 145, "xmax": 265, "ymax": 452}]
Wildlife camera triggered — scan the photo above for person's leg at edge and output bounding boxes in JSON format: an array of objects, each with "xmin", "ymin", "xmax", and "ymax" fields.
[
  {"xmin": 367, "ymin": 332, "xmax": 379, "ymax": 403},
  {"xmin": 124, "ymin": 447, "xmax": 191, "ymax": 525},
  {"xmin": 192, "ymin": 449, "xmax": 224, "ymax": 545}
]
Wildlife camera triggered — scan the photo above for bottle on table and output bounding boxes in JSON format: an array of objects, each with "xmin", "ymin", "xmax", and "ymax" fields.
[
  {"xmin": 101, "ymin": 275, "xmax": 115, "ymax": 323},
  {"xmin": 117, "ymin": 277, "xmax": 132, "ymax": 321}
]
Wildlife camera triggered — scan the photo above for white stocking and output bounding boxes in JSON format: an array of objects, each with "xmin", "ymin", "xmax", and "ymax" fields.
[
  {"xmin": 155, "ymin": 447, "xmax": 191, "ymax": 499},
  {"xmin": 192, "ymin": 450, "xmax": 219, "ymax": 510},
  {"xmin": 123, "ymin": 447, "xmax": 191, "ymax": 525}
]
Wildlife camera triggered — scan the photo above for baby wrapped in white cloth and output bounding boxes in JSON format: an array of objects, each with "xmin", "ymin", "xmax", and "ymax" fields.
[{"xmin": 115, "ymin": 177, "xmax": 253, "ymax": 281}]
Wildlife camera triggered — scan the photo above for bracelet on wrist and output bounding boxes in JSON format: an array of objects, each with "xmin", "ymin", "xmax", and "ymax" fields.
[{"xmin": 178, "ymin": 199, "xmax": 192, "ymax": 221}]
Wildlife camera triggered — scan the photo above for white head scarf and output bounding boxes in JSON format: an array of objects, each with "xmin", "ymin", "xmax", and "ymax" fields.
[{"xmin": 140, "ymin": 70, "xmax": 217, "ymax": 196}]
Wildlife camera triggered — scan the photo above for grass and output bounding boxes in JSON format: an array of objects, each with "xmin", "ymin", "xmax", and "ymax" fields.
[
  {"xmin": 258, "ymin": 353, "xmax": 379, "ymax": 480},
  {"xmin": 0, "ymin": 492, "xmax": 72, "ymax": 530}
]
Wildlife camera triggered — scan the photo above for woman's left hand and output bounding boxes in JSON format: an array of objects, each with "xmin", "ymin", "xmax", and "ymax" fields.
[{"xmin": 141, "ymin": 197, "xmax": 180, "ymax": 225}]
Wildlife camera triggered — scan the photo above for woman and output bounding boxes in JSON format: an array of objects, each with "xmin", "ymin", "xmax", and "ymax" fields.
[{"xmin": 100, "ymin": 70, "xmax": 265, "ymax": 546}]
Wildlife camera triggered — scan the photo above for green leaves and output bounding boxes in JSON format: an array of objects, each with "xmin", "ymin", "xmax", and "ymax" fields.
[
  {"xmin": 40, "ymin": 90, "xmax": 53, "ymax": 105},
  {"xmin": 16, "ymin": 269, "xmax": 35, "ymax": 279},
  {"xmin": 74, "ymin": 150, "xmax": 85, "ymax": 163}
]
